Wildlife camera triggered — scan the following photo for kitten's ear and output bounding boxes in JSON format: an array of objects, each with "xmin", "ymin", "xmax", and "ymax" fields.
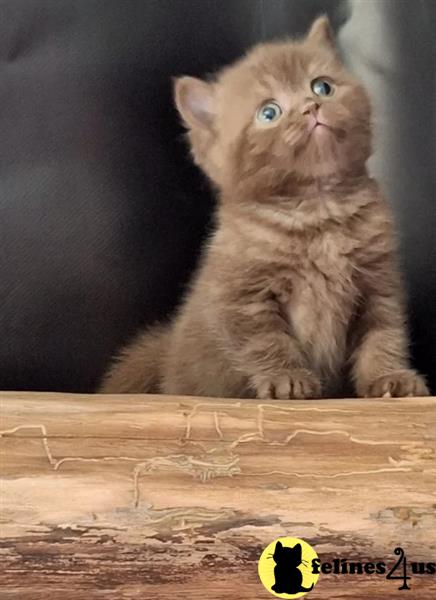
[
  {"xmin": 275, "ymin": 541, "xmax": 283, "ymax": 550},
  {"xmin": 174, "ymin": 76, "xmax": 215, "ymax": 130},
  {"xmin": 306, "ymin": 15, "xmax": 335, "ymax": 49}
]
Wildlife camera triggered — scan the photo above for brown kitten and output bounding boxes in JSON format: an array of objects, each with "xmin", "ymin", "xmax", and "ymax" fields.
[{"xmin": 100, "ymin": 16, "xmax": 429, "ymax": 399}]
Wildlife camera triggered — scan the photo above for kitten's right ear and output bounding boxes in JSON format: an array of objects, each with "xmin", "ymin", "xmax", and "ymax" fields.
[
  {"xmin": 306, "ymin": 15, "xmax": 335, "ymax": 50},
  {"xmin": 174, "ymin": 76, "xmax": 215, "ymax": 130},
  {"xmin": 275, "ymin": 541, "xmax": 283, "ymax": 550}
]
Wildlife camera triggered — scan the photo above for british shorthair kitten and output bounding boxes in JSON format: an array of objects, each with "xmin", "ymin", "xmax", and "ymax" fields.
[{"xmin": 100, "ymin": 16, "xmax": 428, "ymax": 399}]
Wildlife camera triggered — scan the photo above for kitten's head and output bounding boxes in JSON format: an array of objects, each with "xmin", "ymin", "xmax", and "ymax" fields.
[
  {"xmin": 273, "ymin": 541, "xmax": 302, "ymax": 568},
  {"xmin": 174, "ymin": 16, "xmax": 371, "ymax": 197}
]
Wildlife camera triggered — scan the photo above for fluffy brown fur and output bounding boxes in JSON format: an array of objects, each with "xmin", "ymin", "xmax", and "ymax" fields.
[{"xmin": 100, "ymin": 16, "xmax": 428, "ymax": 399}]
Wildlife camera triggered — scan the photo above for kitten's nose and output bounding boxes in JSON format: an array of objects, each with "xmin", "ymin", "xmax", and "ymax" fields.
[{"xmin": 301, "ymin": 101, "xmax": 320, "ymax": 115}]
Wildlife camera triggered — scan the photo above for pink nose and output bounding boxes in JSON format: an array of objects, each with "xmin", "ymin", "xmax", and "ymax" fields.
[{"xmin": 301, "ymin": 101, "xmax": 320, "ymax": 115}]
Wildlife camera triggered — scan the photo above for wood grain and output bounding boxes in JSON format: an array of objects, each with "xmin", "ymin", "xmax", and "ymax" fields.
[{"xmin": 1, "ymin": 392, "xmax": 435, "ymax": 599}]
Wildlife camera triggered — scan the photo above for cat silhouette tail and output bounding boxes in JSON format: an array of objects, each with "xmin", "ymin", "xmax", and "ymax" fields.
[
  {"xmin": 99, "ymin": 323, "xmax": 169, "ymax": 393},
  {"xmin": 300, "ymin": 583, "xmax": 314, "ymax": 592}
]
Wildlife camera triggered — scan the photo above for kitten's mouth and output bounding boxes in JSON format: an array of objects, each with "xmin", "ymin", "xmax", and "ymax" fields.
[
  {"xmin": 307, "ymin": 118, "xmax": 346, "ymax": 141},
  {"xmin": 313, "ymin": 122, "xmax": 329, "ymax": 131},
  {"xmin": 308, "ymin": 117, "xmax": 331, "ymax": 133}
]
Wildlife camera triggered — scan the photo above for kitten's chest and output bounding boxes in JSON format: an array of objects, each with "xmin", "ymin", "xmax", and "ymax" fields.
[{"xmin": 279, "ymin": 232, "xmax": 359, "ymax": 374}]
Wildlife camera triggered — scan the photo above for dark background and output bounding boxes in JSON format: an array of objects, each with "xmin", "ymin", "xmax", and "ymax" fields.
[{"xmin": 0, "ymin": 0, "xmax": 435, "ymax": 393}]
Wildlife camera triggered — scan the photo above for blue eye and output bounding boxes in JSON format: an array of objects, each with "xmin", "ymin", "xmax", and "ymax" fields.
[
  {"xmin": 311, "ymin": 78, "xmax": 334, "ymax": 96},
  {"xmin": 257, "ymin": 101, "xmax": 283, "ymax": 124}
]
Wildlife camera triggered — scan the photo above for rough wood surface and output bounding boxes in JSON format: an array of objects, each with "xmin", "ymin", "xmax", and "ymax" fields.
[{"xmin": 1, "ymin": 392, "xmax": 435, "ymax": 599}]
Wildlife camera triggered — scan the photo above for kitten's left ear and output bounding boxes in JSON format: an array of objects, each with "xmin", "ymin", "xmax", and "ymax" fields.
[{"xmin": 306, "ymin": 15, "xmax": 336, "ymax": 50}]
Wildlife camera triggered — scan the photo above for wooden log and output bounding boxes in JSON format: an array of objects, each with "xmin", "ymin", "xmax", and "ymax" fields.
[{"xmin": 1, "ymin": 392, "xmax": 435, "ymax": 599}]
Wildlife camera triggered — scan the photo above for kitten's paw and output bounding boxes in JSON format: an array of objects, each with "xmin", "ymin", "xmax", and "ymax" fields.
[
  {"xmin": 358, "ymin": 369, "xmax": 429, "ymax": 398},
  {"xmin": 253, "ymin": 369, "xmax": 321, "ymax": 400}
]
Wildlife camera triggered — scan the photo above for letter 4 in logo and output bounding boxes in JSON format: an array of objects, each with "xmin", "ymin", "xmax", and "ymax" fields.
[{"xmin": 258, "ymin": 537, "xmax": 319, "ymax": 598}]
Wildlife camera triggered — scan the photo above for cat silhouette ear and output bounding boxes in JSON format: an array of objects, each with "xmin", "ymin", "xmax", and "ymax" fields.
[
  {"xmin": 306, "ymin": 15, "xmax": 335, "ymax": 49},
  {"xmin": 174, "ymin": 76, "xmax": 215, "ymax": 130},
  {"xmin": 275, "ymin": 541, "xmax": 283, "ymax": 550}
]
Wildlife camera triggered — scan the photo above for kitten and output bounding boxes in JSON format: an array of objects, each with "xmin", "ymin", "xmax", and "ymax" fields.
[{"xmin": 100, "ymin": 16, "xmax": 429, "ymax": 399}]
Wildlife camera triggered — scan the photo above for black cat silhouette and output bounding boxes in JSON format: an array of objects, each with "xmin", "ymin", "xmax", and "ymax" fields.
[{"xmin": 271, "ymin": 541, "xmax": 314, "ymax": 595}]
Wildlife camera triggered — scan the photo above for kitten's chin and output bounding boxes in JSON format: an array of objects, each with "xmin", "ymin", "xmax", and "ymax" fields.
[
  {"xmin": 294, "ymin": 148, "xmax": 355, "ymax": 180},
  {"xmin": 294, "ymin": 126, "xmax": 362, "ymax": 179}
]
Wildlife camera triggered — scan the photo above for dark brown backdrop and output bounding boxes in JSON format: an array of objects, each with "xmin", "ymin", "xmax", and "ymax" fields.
[{"xmin": 0, "ymin": 0, "xmax": 434, "ymax": 393}]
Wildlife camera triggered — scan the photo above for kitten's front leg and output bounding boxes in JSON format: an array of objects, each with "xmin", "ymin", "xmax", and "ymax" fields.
[
  {"xmin": 351, "ymin": 258, "xmax": 429, "ymax": 398},
  {"xmin": 353, "ymin": 325, "xmax": 429, "ymax": 398},
  {"xmin": 218, "ymin": 290, "xmax": 321, "ymax": 399}
]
